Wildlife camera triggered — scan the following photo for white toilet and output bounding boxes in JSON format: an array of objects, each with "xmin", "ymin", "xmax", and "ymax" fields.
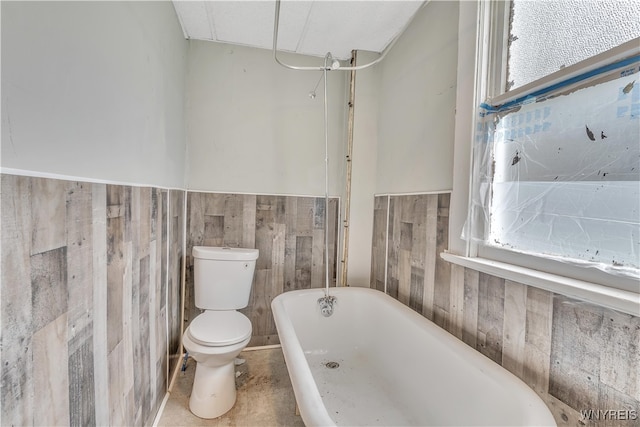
[{"xmin": 182, "ymin": 246, "xmax": 259, "ymax": 419}]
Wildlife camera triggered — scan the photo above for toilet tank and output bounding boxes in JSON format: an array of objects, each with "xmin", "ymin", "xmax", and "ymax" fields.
[{"xmin": 193, "ymin": 246, "xmax": 259, "ymax": 310}]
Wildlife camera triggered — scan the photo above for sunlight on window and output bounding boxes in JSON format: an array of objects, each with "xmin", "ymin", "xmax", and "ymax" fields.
[{"xmin": 507, "ymin": 0, "xmax": 640, "ymax": 90}]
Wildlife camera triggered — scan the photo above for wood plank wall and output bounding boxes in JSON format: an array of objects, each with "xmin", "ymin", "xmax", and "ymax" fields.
[
  {"xmin": 371, "ymin": 192, "xmax": 640, "ymax": 426},
  {"xmin": 371, "ymin": 193, "xmax": 451, "ymax": 329},
  {"xmin": 168, "ymin": 190, "xmax": 185, "ymax": 384},
  {"xmin": 186, "ymin": 192, "xmax": 339, "ymax": 347},
  {"xmin": 1, "ymin": 174, "xmax": 183, "ymax": 426},
  {"xmin": 370, "ymin": 196, "xmax": 388, "ymax": 293}
]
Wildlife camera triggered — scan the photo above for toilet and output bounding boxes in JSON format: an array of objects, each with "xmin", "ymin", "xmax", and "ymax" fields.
[{"xmin": 182, "ymin": 246, "xmax": 259, "ymax": 419}]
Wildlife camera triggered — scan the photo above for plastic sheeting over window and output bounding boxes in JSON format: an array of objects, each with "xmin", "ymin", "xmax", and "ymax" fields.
[{"xmin": 467, "ymin": 57, "xmax": 640, "ymax": 277}]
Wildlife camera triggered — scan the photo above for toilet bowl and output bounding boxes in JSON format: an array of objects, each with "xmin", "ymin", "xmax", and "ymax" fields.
[
  {"xmin": 183, "ymin": 246, "xmax": 258, "ymax": 419},
  {"xmin": 182, "ymin": 311, "xmax": 252, "ymax": 419}
]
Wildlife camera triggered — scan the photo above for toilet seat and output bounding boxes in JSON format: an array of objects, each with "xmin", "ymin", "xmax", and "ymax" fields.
[{"xmin": 188, "ymin": 311, "xmax": 252, "ymax": 347}]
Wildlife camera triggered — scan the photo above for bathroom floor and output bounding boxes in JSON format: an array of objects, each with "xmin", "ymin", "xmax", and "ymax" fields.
[{"xmin": 157, "ymin": 347, "xmax": 304, "ymax": 427}]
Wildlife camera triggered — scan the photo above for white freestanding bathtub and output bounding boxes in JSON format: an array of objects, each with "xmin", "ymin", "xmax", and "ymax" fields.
[{"xmin": 272, "ymin": 287, "xmax": 556, "ymax": 427}]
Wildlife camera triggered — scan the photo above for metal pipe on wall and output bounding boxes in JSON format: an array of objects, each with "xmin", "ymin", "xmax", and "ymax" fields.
[
  {"xmin": 323, "ymin": 53, "xmax": 330, "ymax": 296},
  {"xmin": 340, "ymin": 51, "xmax": 357, "ymax": 287}
]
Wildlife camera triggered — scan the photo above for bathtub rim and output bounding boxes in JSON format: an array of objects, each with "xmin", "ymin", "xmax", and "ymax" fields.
[{"xmin": 272, "ymin": 289, "xmax": 336, "ymax": 426}]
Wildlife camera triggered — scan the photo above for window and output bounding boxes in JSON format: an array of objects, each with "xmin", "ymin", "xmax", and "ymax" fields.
[
  {"xmin": 506, "ymin": 0, "xmax": 640, "ymax": 91},
  {"xmin": 467, "ymin": 0, "xmax": 640, "ymax": 290}
]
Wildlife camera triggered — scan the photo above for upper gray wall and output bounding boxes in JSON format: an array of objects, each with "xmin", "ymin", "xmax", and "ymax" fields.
[
  {"xmin": 375, "ymin": 0, "xmax": 459, "ymax": 194},
  {"xmin": 185, "ymin": 40, "xmax": 348, "ymax": 196},
  {"xmin": 1, "ymin": 1, "xmax": 188, "ymax": 189}
]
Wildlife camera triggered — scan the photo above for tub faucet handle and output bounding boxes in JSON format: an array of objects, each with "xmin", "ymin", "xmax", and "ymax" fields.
[{"xmin": 318, "ymin": 295, "xmax": 337, "ymax": 317}]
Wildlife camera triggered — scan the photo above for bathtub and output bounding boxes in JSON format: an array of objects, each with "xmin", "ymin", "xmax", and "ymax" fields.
[{"xmin": 271, "ymin": 287, "xmax": 556, "ymax": 427}]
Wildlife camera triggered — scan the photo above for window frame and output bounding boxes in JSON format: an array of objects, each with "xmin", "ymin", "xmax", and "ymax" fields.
[{"xmin": 451, "ymin": 0, "xmax": 640, "ymax": 308}]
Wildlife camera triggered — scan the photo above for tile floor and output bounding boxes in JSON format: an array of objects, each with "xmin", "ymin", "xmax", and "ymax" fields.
[{"xmin": 157, "ymin": 348, "xmax": 304, "ymax": 426}]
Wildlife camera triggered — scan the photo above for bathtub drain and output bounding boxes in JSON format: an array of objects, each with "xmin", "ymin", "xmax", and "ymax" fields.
[{"xmin": 325, "ymin": 361, "xmax": 340, "ymax": 369}]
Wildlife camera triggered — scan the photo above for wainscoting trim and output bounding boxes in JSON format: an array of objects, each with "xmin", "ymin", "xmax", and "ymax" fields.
[
  {"xmin": 441, "ymin": 253, "xmax": 640, "ymax": 316},
  {"xmin": 1, "ymin": 168, "xmax": 185, "ymax": 191},
  {"xmin": 374, "ymin": 190, "xmax": 453, "ymax": 197}
]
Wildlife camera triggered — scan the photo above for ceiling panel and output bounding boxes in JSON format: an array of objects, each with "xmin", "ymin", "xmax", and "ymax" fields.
[
  {"xmin": 173, "ymin": 1, "xmax": 214, "ymax": 40},
  {"xmin": 172, "ymin": 0, "xmax": 425, "ymax": 60},
  {"xmin": 296, "ymin": 1, "xmax": 423, "ymax": 59}
]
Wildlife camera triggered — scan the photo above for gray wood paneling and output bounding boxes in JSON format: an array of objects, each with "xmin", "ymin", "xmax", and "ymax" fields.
[
  {"xmin": 477, "ymin": 272, "xmax": 505, "ymax": 364},
  {"xmin": 106, "ymin": 186, "xmax": 126, "ymax": 354},
  {"xmin": 31, "ymin": 247, "xmax": 68, "ymax": 332},
  {"xmin": 66, "ymin": 182, "xmax": 94, "ymax": 336},
  {"xmin": 379, "ymin": 193, "xmax": 450, "ymax": 317},
  {"xmin": 168, "ymin": 190, "xmax": 185, "ymax": 383},
  {"xmin": 433, "ymin": 194, "xmax": 451, "ymax": 329},
  {"xmin": 1, "ymin": 174, "xmax": 177, "ymax": 427},
  {"xmin": 462, "ymin": 267, "xmax": 480, "ymax": 348},
  {"xmin": 370, "ymin": 196, "xmax": 388, "ymax": 292},
  {"xmin": 32, "ymin": 313, "xmax": 69, "ymax": 426},
  {"xmin": 30, "ymin": 178, "xmax": 67, "ymax": 255},
  {"xmin": 523, "ymin": 286, "xmax": 552, "ymax": 397},
  {"xmin": 185, "ymin": 192, "xmax": 339, "ymax": 346},
  {"xmin": 68, "ymin": 323, "xmax": 96, "ymax": 427},
  {"xmin": 502, "ymin": 280, "xmax": 527, "ymax": 380},
  {"xmin": 1, "ymin": 175, "xmax": 35, "ymax": 426}
]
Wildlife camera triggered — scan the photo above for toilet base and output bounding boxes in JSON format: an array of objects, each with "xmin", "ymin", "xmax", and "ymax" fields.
[{"xmin": 188, "ymin": 361, "xmax": 237, "ymax": 419}]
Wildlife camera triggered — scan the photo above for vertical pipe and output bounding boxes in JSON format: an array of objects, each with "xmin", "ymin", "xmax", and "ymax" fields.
[
  {"xmin": 178, "ymin": 190, "xmax": 188, "ymax": 365},
  {"xmin": 323, "ymin": 55, "xmax": 330, "ymax": 297},
  {"xmin": 165, "ymin": 190, "xmax": 171, "ymax": 389},
  {"xmin": 340, "ymin": 50, "xmax": 357, "ymax": 288},
  {"xmin": 383, "ymin": 195, "xmax": 390, "ymax": 294}
]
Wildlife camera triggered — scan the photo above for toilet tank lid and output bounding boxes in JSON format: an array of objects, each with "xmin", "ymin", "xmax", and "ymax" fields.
[{"xmin": 193, "ymin": 246, "xmax": 259, "ymax": 261}]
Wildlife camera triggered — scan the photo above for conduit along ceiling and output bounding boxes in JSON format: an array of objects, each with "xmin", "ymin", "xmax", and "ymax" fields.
[{"xmin": 171, "ymin": 0, "xmax": 426, "ymax": 60}]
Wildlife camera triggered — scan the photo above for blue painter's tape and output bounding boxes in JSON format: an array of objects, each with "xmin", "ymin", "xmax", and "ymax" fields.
[{"xmin": 482, "ymin": 54, "xmax": 640, "ymax": 114}]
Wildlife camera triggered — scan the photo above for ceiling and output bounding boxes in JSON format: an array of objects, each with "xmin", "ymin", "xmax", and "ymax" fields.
[{"xmin": 171, "ymin": 1, "xmax": 426, "ymax": 60}]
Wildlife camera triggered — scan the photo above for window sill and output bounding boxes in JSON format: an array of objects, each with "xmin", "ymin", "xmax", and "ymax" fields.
[{"xmin": 440, "ymin": 252, "xmax": 639, "ymax": 317}]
